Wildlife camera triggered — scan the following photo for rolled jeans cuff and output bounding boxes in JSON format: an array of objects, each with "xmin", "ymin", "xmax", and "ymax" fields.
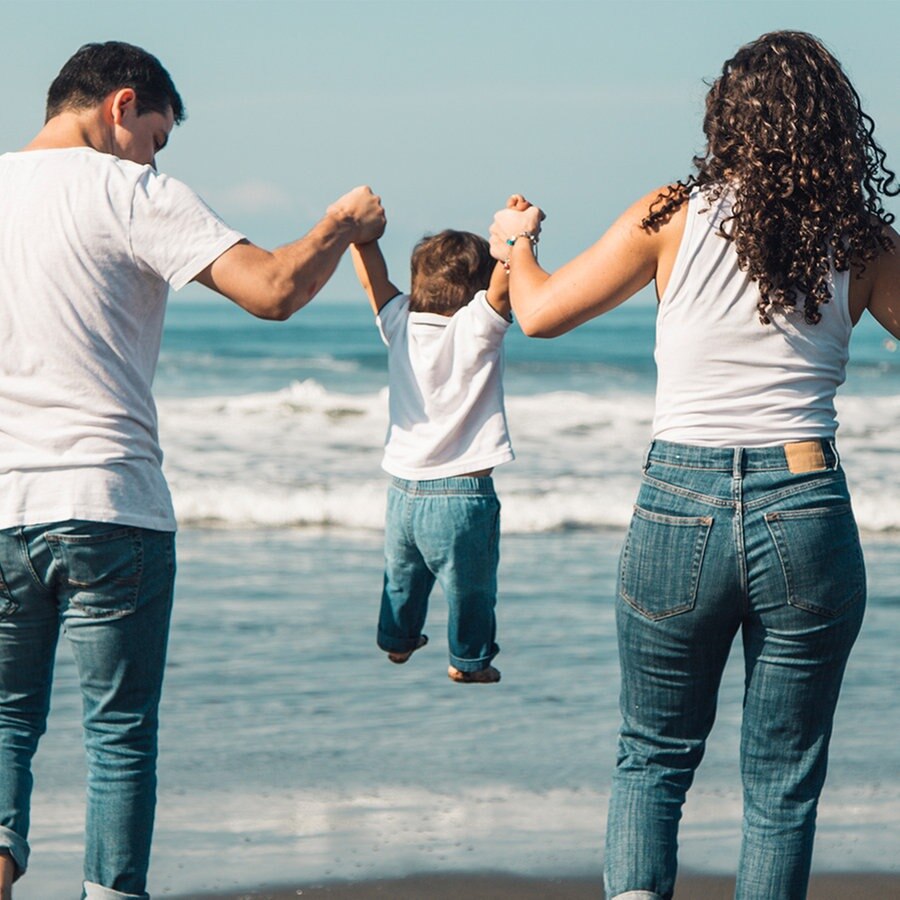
[
  {"xmin": 0, "ymin": 824, "xmax": 28, "ymax": 879},
  {"xmin": 448, "ymin": 648, "xmax": 498, "ymax": 672},
  {"xmin": 83, "ymin": 881, "xmax": 149, "ymax": 900}
]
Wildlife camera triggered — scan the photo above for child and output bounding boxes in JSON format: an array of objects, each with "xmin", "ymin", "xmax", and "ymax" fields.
[{"xmin": 351, "ymin": 215, "xmax": 524, "ymax": 684}]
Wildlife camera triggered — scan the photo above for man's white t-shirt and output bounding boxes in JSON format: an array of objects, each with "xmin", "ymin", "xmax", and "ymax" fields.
[
  {"xmin": 0, "ymin": 147, "xmax": 245, "ymax": 530},
  {"xmin": 376, "ymin": 291, "xmax": 514, "ymax": 479}
]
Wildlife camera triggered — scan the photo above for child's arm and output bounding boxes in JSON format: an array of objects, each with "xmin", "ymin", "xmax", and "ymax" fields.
[
  {"xmin": 350, "ymin": 240, "xmax": 403, "ymax": 315},
  {"xmin": 485, "ymin": 260, "xmax": 512, "ymax": 321}
]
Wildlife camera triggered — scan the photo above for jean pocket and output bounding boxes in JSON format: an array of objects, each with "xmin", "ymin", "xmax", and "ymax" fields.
[
  {"xmin": 619, "ymin": 507, "xmax": 714, "ymax": 620},
  {"xmin": 765, "ymin": 504, "xmax": 865, "ymax": 617},
  {"xmin": 0, "ymin": 564, "xmax": 18, "ymax": 621},
  {"xmin": 46, "ymin": 526, "xmax": 143, "ymax": 618}
]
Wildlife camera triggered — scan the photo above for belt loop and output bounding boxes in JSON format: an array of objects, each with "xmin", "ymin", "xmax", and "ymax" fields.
[
  {"xmin": 828, "ymin": 439, "xmax": 841, "ymax": 470},
  {"xmin": 732, "ymin": 447, "xmax": 742, "ymax": 478},
  {"xmin": 642, "ymin": 441, "xmax": 654, "ymax": 474}
]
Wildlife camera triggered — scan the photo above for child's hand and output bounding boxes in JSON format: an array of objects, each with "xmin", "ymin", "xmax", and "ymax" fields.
[{"xmin": 507, "ymin": 194, "xmax": 532, "ymax": 212}]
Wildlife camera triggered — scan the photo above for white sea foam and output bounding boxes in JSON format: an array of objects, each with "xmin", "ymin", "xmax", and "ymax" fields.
[{"xmin": 158, "ymin": 381, "xmax": 900, "ymax": 534}]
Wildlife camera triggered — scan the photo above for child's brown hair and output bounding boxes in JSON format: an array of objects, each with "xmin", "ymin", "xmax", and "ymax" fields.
[{"xmin": 409, "ymin": 230, "xmax": 494, "ymax": 315}]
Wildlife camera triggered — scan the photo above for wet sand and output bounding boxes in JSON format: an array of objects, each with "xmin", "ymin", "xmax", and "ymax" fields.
[{"xmin": 173, "ymin": 871, "xmax": 900, "ymax": 899}]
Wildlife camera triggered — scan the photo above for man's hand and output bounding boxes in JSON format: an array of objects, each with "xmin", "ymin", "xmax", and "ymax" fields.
[{"xmin": 326, "ymin": 185, "xmax": 386, "ymax": 244}]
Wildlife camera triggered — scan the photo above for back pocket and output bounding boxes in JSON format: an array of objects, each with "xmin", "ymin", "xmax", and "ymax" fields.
[
  {"xmin": 46, "ymin": 526, "xmax": 143, "ymax": 618},
  {"xmin": 765, "ymin": 504, "xmax": 865, "ymax": 617},
  {"xmin": 0, "ymin": 565, "xmax": 18, "ymax": 621},
  {"xmin": 619, "ymin": 507, "xmax": 713, "ymax": 620}
]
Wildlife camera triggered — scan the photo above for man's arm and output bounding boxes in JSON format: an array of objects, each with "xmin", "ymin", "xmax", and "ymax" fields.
[
  {"xmin": 350, "ymin": 240, "xmax": 403, "ymax": 314},
  {"xmin": 485, "ymin": 261, "xmax": 511, "ymax": 320},
  {"xmin": 194, "ymin": 185, "xmax": 385, "ymax": 320}
]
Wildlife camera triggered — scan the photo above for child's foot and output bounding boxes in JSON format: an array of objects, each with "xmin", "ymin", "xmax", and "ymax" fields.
[
  {"xmin": 447, "ymin": 665, "xmax": 501, "ymax": 684},
  {"xmin": 387, "ymin": 634, "xmax": 428, "ymax": 664}
]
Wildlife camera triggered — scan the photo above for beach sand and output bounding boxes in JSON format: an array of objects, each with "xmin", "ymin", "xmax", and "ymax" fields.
[{"xmin": 173, "ymin": 871, "xmax": 900, "ymax": 899}]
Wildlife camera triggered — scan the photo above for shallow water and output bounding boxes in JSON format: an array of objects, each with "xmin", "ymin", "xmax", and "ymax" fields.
[
  {"xmin": 14, "ymin": 297, "xmax": 900, "ymax": 897},
  {"xmin": 17, "ymin": 528, "xmax": 900, "ymax": 898}
]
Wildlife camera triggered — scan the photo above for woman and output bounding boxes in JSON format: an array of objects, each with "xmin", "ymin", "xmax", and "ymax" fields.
[{"xmin": 491, "ymin": 31, "xmax": 898, "ymax": 900}]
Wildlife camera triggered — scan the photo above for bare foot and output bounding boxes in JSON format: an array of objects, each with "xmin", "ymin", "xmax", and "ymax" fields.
[
  {"xmin": 387, "ymin": 634, "xmax": 428, "ymax": 664},
  {"xmin": 448, "ymin": 665, "xmax": 501, "ymax": 684},
  {"xmin": 0, "ymin": 850, "xmax": 15, "ymax": 900}
]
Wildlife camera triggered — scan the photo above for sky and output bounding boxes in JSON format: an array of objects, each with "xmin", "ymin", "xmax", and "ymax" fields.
[{"xmin": 2, "ymin": 0, "xmax": 899, "ymax": 301}]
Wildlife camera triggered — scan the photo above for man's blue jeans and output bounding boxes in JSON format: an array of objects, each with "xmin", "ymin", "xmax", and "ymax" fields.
[
  {"xmin": 0, "ymin": 521, "xmax": 175, "ymax": 900},
  {"xmin": 604, "ymin": 441, "xmax": 865, "ymax": 900},
  {"xmin": 378, "ymin": 476, "xmax": 500, "ymax": 672}
]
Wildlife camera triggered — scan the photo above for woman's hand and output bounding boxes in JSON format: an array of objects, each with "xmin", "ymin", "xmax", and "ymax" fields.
[{"xmin": 489, "ymin": 195, "xmax": 545, "ymax": 261}]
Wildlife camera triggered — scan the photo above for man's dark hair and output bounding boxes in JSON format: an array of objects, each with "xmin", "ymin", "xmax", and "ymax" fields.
[
  {"xmin": 409, "ymin": 230, "xmax": 494, "ymax": 315},
  {"xmin": 46, "ymin": 41, "xmax": 185, "ymax": 124}
]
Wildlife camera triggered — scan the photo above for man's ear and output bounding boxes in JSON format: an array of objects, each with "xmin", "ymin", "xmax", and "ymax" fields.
[{"xmin": 107, "ymin": 87, "xmax": 137, "ymax": 125}]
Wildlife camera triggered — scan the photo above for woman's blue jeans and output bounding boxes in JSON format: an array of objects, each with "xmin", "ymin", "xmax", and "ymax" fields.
[
  {"xmin": 604, "ymin": 441, "xmax": 865, "ymax": 900},
  {"xmin": 379, "ymin": 476, "xmax": 501, "ymax": 672},
  {"xmin": 0, "ymin": 521, "xmax": 176, "ymax": 900}
]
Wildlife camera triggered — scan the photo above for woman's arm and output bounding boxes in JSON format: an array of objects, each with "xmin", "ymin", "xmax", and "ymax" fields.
[
  {"xmin": 867, "ymin": 225, "xmax": 900, "ymax": 338},
  {"xmin": 490, "ymin": 187, "xmax": 684, "ymax": 337}
]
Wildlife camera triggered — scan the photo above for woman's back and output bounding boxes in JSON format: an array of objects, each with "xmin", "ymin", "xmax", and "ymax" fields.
[{"xmin": 653, "ymin": 187, "xmax": 853, "ymax": 446}]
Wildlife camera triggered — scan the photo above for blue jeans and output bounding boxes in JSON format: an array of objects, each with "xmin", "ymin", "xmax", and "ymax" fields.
[
  {"xmin": 604, "ymin": 441, "xmax": 865, "ymax": 900},
  {"xmin": 379, "ymin": 476, "xmax": 501, "ymax": 672},
  {"xmin": 0, "ymin": 521, "xmax": 176, "ymax": 900}
]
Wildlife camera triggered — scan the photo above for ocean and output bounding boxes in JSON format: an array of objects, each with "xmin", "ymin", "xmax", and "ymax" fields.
[{"xmin": 20, "ymin": 294, "xmax": 900, "ymax": 898}]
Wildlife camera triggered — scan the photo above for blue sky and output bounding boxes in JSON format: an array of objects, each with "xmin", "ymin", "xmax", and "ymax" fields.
[{"xmin": 2, "ymin": 0, "xmax": 898, "ymax": 301}]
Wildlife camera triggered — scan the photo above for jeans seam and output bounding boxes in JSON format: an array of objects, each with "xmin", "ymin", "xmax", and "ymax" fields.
[{"xmin": 732, "ymin": 463, "xmax": 749, "ymax": 608}]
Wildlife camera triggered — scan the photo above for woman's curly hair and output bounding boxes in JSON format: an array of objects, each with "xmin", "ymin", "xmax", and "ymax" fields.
[{"xmin": 644, "ymin": 31, "xmax": 897, "ymax": 325}]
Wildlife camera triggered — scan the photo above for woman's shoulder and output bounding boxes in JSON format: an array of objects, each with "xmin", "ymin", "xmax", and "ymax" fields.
[
  {"xmin": 633, "ymin": 184, "xmax": 692, "ymax": 253},
  {"xmin": 637, "ymin": 183, "xmax": 692, "ymax": 226}
]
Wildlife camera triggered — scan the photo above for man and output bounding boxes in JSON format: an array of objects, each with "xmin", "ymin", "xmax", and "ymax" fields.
[{"xmin": 0, "ymin": 41, "xmax": 384, "ymax": 900}]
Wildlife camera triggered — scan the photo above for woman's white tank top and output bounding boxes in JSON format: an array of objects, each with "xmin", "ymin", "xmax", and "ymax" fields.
[{"xmin": 652, "ymin": 188, "xmax": 852, "ymax": 447}]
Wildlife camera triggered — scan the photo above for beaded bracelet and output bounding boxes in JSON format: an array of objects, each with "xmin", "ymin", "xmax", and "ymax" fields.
[
  {"xmin": 503, "ymin": 231, "xmax": 539, "ymax": 271},
  {"xmin": 505, "ymin": 231, "xmax": 539, "ymax": 247}
]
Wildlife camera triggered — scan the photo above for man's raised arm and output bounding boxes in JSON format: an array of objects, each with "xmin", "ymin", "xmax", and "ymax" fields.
[{"xmin": 194, "ymin": 185, "xmax": 385, "ymax": 320}]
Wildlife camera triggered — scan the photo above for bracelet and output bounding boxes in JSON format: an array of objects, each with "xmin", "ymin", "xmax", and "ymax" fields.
[
  {"xmin": 505, "ymin": 231, "xmax": 539, "ymax": 247},
  {"xmin": 503, "ymin": 231, "xmax": 538, "ymax": 272}
]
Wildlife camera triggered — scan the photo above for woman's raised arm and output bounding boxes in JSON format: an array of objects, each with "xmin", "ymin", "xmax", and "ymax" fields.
[{"xmin": 490, "ymin": 187, "xmax": 686, "ymax": 337}]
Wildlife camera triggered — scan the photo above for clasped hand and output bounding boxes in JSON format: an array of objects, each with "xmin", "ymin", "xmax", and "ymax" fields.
[{"xmin": 489, "ymin": 194, "xmax": 545, "ymax": 262}]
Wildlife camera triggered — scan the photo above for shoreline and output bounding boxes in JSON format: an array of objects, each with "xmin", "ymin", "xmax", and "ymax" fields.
[{"xmin": 170, "ymin": 870, "xmax": 900, "ymax": 899}]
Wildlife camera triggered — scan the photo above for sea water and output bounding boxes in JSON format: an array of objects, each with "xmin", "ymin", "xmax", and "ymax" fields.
[{"xmin": 20, "ymin": 295, "xmax": 900, "ymax": 898}]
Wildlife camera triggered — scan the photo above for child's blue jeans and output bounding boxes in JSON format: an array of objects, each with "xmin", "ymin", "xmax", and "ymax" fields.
[{"xmin": 379, "ymin": 475, "xmax": 500, "ymax": 672}]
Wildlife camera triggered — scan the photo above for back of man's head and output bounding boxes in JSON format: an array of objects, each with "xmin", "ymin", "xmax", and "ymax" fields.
[{"xmin": 46, "ymin": 41, "xmax": 185, "ymax": 124}]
